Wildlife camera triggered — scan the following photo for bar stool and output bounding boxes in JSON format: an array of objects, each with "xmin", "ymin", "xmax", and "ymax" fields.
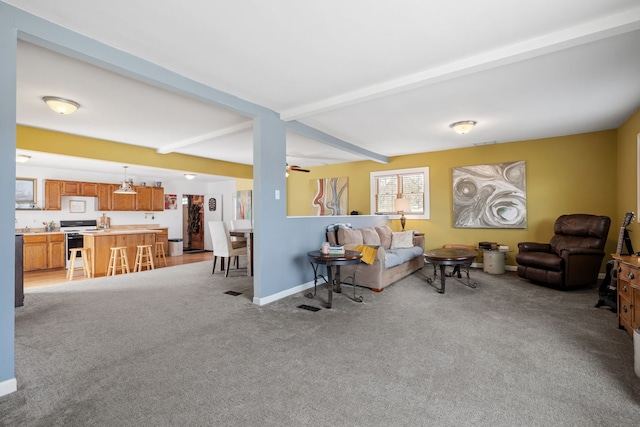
[
  {"xmin": 67, "ymin": 247, "xmax": 92, "ymax": 280},
  {"xmin": 154, "ymin": 241, "xmax": 167, "ymax": 267},
  {"xmin": 134, "ymin": 245, "xmax": 155, "ymax": 272},
  {"xmin": 107, "ymin": 246, "xmax": 130, "ymax": 276}
]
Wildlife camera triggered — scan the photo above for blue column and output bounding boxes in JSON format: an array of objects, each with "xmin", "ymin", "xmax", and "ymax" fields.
[
  {"xmin": 0, "ymin": 19, "xmax": 17, "ymax": 396},
  {"xmin": 252, "ymin": 113, "xmax": 287, "ymax": 299}
]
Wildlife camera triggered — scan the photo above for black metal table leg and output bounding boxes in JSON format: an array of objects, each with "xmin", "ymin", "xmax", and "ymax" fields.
[
  {"xmin": 305, "ymin": 261, "xmax": 327, "ymax": 299},
  {"xmin": 326, "ymin": 266, "xmax": 334, "ymax": 309},
  {"xmin": 438, "ymin": 264, "xmax": 446, "ymax": 293}
]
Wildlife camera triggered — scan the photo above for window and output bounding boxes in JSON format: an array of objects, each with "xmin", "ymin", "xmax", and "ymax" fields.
[{"xmin": 370, "ymin": 167, "xmax": 430, "ymax": 219}]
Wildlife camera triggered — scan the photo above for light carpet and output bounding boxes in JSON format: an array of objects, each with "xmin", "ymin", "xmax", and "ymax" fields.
[{"xmin": 1, "ymin": 261, "xmax": 639, "ymax": 426}]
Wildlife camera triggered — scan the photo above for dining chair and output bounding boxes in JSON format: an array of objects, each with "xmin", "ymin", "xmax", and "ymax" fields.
[
  {"xmin": 229, "ymin": 219, "xmax": 252, "ymax": 244},
  {"xmin": 208, "ymin": 221, "xmax": 247, "ymax": 277}
]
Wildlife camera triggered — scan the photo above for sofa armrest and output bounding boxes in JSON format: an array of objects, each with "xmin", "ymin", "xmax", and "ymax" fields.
[
  {"xmin": 412, "ymin": 233, "xmax": 424, "ymax": 250},
  {"xmin": 518, "ymin": 242, "xmax": 551, "ymax": 253}
]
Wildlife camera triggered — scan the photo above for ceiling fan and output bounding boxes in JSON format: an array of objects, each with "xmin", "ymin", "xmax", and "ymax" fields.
[{"xmin": 286, "ymin": 164, "xmax": 310, "ymax": 173}]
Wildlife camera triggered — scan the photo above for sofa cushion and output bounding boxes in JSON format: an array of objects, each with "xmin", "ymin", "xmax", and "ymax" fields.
[
  {"xmin": 391, "ymin": 230, "xmax": 414, "ymax": 249},
  {"xmin": 385, "ymin": 247, "xmax": 424, "ymax": 268},
  {"xmin": 361, "ymin": 227, "xmax": 381, "ymax": 246},
  {"xmin": 375, "ymin": 225, "xmax": 393, "ymax": 249},
  {"xmin": 337, "ymin": 227, "xmax": 363, "ymax": 245}
]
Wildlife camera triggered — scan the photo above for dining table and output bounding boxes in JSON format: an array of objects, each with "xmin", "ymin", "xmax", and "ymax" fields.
[{"xmin": 229, "ymin": 228, "xmax": 253, "ymax": 276}]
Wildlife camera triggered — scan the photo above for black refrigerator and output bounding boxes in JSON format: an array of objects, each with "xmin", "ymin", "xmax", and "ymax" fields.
[{"xmin": 15, "ymin": 234, "xmax": 23, "ymax": 307}]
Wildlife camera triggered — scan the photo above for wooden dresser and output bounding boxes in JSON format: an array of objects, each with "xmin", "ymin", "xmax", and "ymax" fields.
[{"xmin": 613, "ymin": 254, "xmax": 640, "ymax": 337}]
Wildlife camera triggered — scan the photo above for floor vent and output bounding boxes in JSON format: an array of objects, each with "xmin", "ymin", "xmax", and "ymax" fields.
[
  {"xmin": 298, "ymin": 304, "xmax": 321, "ymax": 312},
  {"xmin": 224, "ymin": 291, "xmax": 242, "ymax": 296}
]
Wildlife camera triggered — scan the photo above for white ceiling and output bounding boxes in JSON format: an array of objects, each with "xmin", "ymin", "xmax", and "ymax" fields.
[{"xmin": 8, "ymin": 0, "xmax": 640, "ymax": 181}]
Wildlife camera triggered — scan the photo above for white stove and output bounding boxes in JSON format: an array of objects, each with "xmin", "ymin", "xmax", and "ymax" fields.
[{"xmin": 60, "ymin": 220, "xmax": 98, "ymax": 268}]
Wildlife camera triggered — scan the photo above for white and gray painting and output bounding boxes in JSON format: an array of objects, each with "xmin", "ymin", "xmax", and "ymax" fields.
[{"xmin": 453, "ymin": 160, "xmax": 526, "ymax": 228}]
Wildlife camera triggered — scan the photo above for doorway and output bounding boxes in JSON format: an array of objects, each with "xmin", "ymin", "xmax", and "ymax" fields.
[{"xmin": 182, "ymin": 194, "xmax": 205, "ymax": 252}]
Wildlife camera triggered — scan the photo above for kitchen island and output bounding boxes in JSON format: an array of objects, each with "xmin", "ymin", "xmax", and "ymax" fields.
[{"xmin": 81, "ymin": 229, "xmax": 161, "ymax": 277}]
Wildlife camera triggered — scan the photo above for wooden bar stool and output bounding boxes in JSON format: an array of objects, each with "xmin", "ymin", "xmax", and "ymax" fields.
[
  {"xmin": 67, "ymin": 247, "xmax": 92, "ymax": 280},
  {"xmin": 154, "ymin": 241, "xmax": 167, "ymax": 267},
  {"xmin": 134, "ymin": 244, "xmax": 155, "ymax": 272},
  {"xmin": 107, "ymin": 246, "xmax": 130, "ymax": 276}
]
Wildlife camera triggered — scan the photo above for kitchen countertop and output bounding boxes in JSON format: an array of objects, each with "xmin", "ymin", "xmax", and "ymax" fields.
[
  {"xmin": 15, "ymin": 227, "xmax": 166, "ymax": 236},
  {"xmin": 80, "ymin": 229, "xmax": 161, "ymax": 236},
  {"xmin": 15, "ymin": 229, "xmax": 64, "ymax": 235}
]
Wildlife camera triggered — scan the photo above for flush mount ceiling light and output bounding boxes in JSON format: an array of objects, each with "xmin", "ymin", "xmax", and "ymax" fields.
[
  {"xmin": 184, "ymin": 173, "xmax": 196, "ymax": 180},
  {"xmin": 16, "ymin": 154, "xmax": 31, "ymax": 163},
  {"xmin": 449, "ymin": 120, "xmax": 477, "ymax": 135},
  {"xmin": 42, "ymin": 96, "xmax": 80, "ymax": 115},
  {"xmin": 113, "ymin": 166, "xmax": 137, "ymax": 194}
]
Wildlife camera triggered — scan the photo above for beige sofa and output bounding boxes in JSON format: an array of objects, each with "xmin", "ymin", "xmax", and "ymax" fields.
[{"xmin": 326, "ymin": 224, "xmax": 424, "ymax": 292}]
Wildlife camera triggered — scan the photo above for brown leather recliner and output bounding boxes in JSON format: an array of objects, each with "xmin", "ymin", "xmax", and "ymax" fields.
[{"xmin": 516, "ymin": 214, "xmax": 611, "ymax": 288}]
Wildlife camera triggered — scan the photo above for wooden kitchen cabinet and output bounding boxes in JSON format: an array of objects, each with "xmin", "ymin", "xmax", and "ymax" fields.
[
  {"xmin": 48, "ymin": 234, "xmax": 66, "ymax": 269},
  {"xmin": 614, "ymin": 254, "xmax": 640, "ymax": 337},
  {"xmin": 61, "ymin": 181, "xmax": 80, "ymax": 195},
  {"xmin": 44, "ymin": 180, "xmax": 62, "ymax": 210},
  {"xmin": 112, "ymin": 190, "xmax": 137, "ymax": 211},
  {"xmin": 151, "ymin": 187, "xmax": 164, "ymax": 211},
  {"xmin": 135, "ymin": 186, "xmax": 165, "ymax": 211},
  {"xmin": 96, "ymin": 183, "xmax": 114, "ymax": 210},
  {"xmin": 23, "ymin": 235, "xmax": 48, "ymax": 271},
  {"xmin": 81, "ymin": 182, "xmax": 98, "ymax": 196},
  {"xmin": 23, "ymin": 233, "xmax": 65, "ymax": 272},
  {"xmin": 44, "ymin": 178, "xmax": 163, "ymax": 211},
  {"xmin": 135, "ymin": 186, "xmax": 153, "ymax": 211}
]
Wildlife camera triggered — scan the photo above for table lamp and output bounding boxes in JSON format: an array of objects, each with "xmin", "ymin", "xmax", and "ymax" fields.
[{"xmin": 395, "ymin": 198, "xmax": 411, "ymax": 231}]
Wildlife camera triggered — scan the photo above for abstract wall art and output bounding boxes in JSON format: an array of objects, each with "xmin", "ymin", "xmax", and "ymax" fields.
[
  {"xmin": 235, "ymin": 190, "xmax": 252, "ymax": 220},
  {"xmin": 452, "ymin": 160, "xmax": 527, "ymax": 228},
  {"xmin": 310, "ymin": 177, "xmax": 348, "ymax": 216}
]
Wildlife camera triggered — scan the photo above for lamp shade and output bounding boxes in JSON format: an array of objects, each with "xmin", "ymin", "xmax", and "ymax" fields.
[
  {"xmin": 184, "ymin": 173, "xmax": 196, "ymax": 180},
  {"xmin": 43, "ymin": 96, "xmax": 80, "ymax": 115},
  {"xmin": 395, "ymin": 198, "xmax": 411, "ymax": 213},
  {"xmin": 113, "ymin": 166, "xmax": 137, "ymax": 194},
  {"xmin": 449, "ymin": 120, "xmax": 477, "ymax": 134}
]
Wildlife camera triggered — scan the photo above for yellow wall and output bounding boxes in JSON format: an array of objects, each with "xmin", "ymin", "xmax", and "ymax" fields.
[
  {"xmin": 17, "ymin": 125, "xmax": 253, "ymax": 179},
  {"xmin": 287, "ymin": 131, "xmax": 618, "ymax": 267},
  {"xmin": 235, "ymin": 178, "xmax": 253, "ymax": 191},
  {"xmin": 616, "ymin": 109, "xmax": 640, "ymax": 249}
]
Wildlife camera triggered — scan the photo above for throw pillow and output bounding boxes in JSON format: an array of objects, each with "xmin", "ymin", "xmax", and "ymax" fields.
[
  {"xmin": 375, "ymin": 225, "xmax": 393, "ymax": 249},
  {"xmin": 360, "ymin": 227, "xmax": 382, "ymax": 246},
  {"xmin": 337, "ymin": 227, "xmax": 364, "ymax": 245},
  {"xmin": 390, "ymin": 230, "xmax": 414, "ymax": 249}
]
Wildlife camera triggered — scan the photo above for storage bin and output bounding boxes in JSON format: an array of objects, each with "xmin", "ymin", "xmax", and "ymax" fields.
[{"xmin": 168, "ymin": 238, "xmax": 183, "ymax": 257}]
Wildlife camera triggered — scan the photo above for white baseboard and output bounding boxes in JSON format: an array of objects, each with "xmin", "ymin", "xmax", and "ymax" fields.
[
  {"xmin": 470, "ymin": 262, "xmax": 516, "ymax": 272},
  {"xmin": 253, "ymin": 281, "xmax": 315, "ymax": 306},
  {"xmin": 0, "ymin": 377, "xmax": 17, "ymax": 397}
]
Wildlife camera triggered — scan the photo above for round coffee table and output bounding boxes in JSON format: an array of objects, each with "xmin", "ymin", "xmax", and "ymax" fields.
[
  {"xmin": 424, "ymin": 247, "xmax": 478, "ymax": 294},
  {"xmin": 307, "ymin": 250, "xmax": 363, "ymax": 308}
]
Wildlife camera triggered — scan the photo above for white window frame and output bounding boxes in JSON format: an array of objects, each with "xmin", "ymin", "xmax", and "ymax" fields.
[{"xmin": 370, "ymin": 167, "xmax": 430, "ymax": 219}]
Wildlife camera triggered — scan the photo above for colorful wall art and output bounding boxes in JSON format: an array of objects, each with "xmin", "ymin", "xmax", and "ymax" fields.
[
  {"xmin": 164, "ymin": 194, "xmax": 178, "ymax": 210},
  {"xmin": 235, "ymin": 190, "xmax": 252, "ymax": 220},
  {"xmin": 452, "ymin": 161, "xmax": 527, "ymax": 228},
  {"xmin": 310, "ymin": 177, "xmax": 349, "ymax": 216}
]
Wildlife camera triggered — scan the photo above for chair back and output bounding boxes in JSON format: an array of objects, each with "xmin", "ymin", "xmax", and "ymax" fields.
[
  {"xmin": 231, "ymin": 219, "xmax": 252, "ymax": 230},
  {"xmin": 208, "ymin": 221, "xmax": 233, "ymax": 257},
  {"xmin": 550, "ymin": 214, "xmax": 611, "ymax": 254}
]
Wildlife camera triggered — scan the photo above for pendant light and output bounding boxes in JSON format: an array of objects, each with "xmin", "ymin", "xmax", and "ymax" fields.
[{"xmin": 114, "ymin": 166, "xmax": 137, "ymax": 194}]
